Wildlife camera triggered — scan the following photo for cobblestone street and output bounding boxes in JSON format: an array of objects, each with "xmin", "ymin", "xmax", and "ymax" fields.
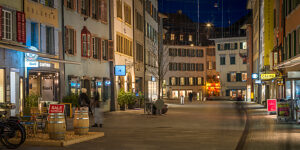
[{"xmin": 7, "ymin": 101, "xmax": 300, "ymax": 150}]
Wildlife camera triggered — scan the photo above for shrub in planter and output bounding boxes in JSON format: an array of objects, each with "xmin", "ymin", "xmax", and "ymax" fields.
[
  {"xmin": 62, "ymin": 94, "xmax": 79, "ymax": 107},
  {"xmin": 117, "ymin": 89, "xmax": 127, "ymax": 110},
  {"xmin": 127, "ymin": 92, "xmax": 136, "ymax": 109}
]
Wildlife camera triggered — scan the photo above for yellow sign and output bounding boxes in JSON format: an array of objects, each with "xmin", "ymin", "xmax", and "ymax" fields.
[
  {"xmin": 261, "ymin": 74, "xmax": 276, "ymax": 80},
  {"xmin": 264, "ymin": 0, "xmax": 274, "ymax": 66}
]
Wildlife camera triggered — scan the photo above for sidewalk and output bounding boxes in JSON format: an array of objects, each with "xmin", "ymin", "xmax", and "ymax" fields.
[{"xmin": 243, "ymin": 103, "xmax": 300, "ymax": 150}]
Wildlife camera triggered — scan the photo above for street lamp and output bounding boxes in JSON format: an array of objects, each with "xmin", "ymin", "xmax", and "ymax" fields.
[{"xmin": 206, "ymin": 23, "xmax": 212, "ymax": 28}]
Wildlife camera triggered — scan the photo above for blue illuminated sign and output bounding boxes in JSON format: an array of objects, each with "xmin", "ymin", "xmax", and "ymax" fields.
[
  {"xmin": 115, "ymin": 65, "xmax": 126, "ymax": 76},
  {"xmin": 71, "ymin": 82, "xmax": 77, "ymax": 87},
  {"xmin": 77, "ymin": 83, "xmax": 81, "ymax": 88},
  {"xmin": 96, "ymin": 81, "xmax": 102, "ymax": 86},
  {"xmin": 105, "ymin": 81, "xmax": 111, "ymax": 86},
  {"xmin": 252, "ymin": 73, "xmax": 258, "ymax": 79}
]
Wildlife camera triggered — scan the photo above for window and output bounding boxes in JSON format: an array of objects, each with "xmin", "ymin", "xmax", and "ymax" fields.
[
  {"xmin": 217, "ymin": 44, "xmax": 221, "ymax": 50},
  {"xmin": 230, "ymin": 72, "xmax": 236, "ymax": 82},
  {"xmin": 196, "ymin": 49, "xmax": 203, "ymax": 57},
  {"xmin": 188, "ymin": 35, "xmax": 192, "ymax": 41},
  {"xmin": 136, "ymin": 43, "xmax": 143, "ymax": 62},
  {"xmin": 189, "ymin": 77, "xmax": 193, "ymax": 85},
  {"xmin": 180, "ymin": 77, "xmax": 185, "ymax": 86},
  {"xmin": 102, "ymin": 39, "xmax": 108, "ymax": 60},
  {"xmin": 124, "ymin": 3, "xmax": 131, "ymax": 25},
  {"xmin": 66, "ymin": 0, "xmax": 75, "ymax": 9},
  {"xmin": 182, "ymin": 63, "xmax": 186, "ymax": 71},
  {"xmin": 178, "ymin": 49, "xmax": 182, "ymax": 56},
  {"xmin": 65, "ymin": 27, "xmax": 76, "ymax": 55},
  {"xmin": 92, "ymin": 37, "xmax": 101, "ymax": 59},
  {"xmin": 180, "ymin": 35, "xmax": 183, "ymax": 41},
  {"xmin": 46, "ymin": 26, "xmax": 55, "ymax": 54},
  {"xmin": 208, "ymin": 61, "xmax": 213, "ymax": 70},
  {"xmin": 236, "ymin": 73, "xmax": 242, "ymax": 82},
  {"xmin": 81, "ymin": 27, "xmax": 91, "ymax": 57},
  {"xmin": 199, "ymin": 64, "xmax": 204, "ymax": 71},
  {"xmin": 234, "ymin": 43, "xmax": 238, "ymax": 49},
  {"xmin": 92, "ymin": 0, "xmax": 100, "ymax": 19},
  {"xmin": 191, "ymin": 50, "xmax": 195, "ymax": 57},
  {"xmin": 224, "ymin": 43, "xmax": 230, "ymax": 50},
  {"xmin": 171, "ymin": 77, "xmax": 176, "ymax": 86},
  {"xmin": 116, "ymin": 33, "xmax": 132, "ymax": 56},
  {"xmin": 170, "ymin": 34, "xmax": 175, "ymax": 40},
  {"xmin": 44, "ymin": 0, "xmax": 54, "ymax": 7},
  {"xmin": 207, "ymin": 48, "xmax": 215, "ymax": 56},
  {"xmin": 117, "ymin": 0, "xmax": 122, "ymax": 19},
  {"xmin": 220, "ymin": 56, "xmax": 226, "ymax": 65},
  {"xmin": 197, "ymin": 77, "xmax": 202, "ymax": 85},
  {"xmin": 2, "ymin": 9, "xmax": 12, "ymax": 40},
  {"xmin": 31, "ymin": 22, "xmax": 39, "ymax": 48},
  {"xmin": 230, "ymin": 55, "xmax": 235, "ymax": 65},
  {"xmin": 136, "ymin": 11, "xmax": 143, "ymax": 31},
  {"xmin": 182, "ymin": 49, "xmax": 187, "ymax": 56},
  {"xmin": 80, "ymin": 0, "xmax": 90, "ymax": 16},
  {"xmin": 0, "ymin": 69, "xmax": 4, "ymax": 103},
  {"xmin": 191, "ymin": 63, "xmax": 195, "ymax": 71},
  {"xmin": 242, "ymin": 73, "xmax": 247, "ymax": 82},
  {"xmin": 186, "ymin": 63, "xmax": 191, "ymax": 71}
]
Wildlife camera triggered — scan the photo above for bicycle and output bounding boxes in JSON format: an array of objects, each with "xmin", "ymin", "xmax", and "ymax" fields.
[{"xmin": 0, "ymin": 110, "xmax": 26, "ymax": 149}]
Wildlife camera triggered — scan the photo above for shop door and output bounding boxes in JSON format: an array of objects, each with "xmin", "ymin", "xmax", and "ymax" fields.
[
  {"xmin": 83, "ymin": 79, "xmax": 90, "ymax": 96},
  {"xmin": 10, "ymin": 71, "xmax": 20, "ymax": 116}
]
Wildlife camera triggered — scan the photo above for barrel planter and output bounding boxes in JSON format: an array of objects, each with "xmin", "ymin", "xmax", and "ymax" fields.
[
  {"xmin": 73, "ymin": 107, "xmax": 89, "ymax": 135},
  {"xmin": 47, "ymin": 113, "xmax": 66, "ymax": 140}
]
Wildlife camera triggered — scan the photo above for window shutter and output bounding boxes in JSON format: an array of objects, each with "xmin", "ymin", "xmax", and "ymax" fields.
[
  {"xmin": 89, "ymin": 0, "xmax": 92, "ymax": 17},
  {"xmin": 98, "ymin": 38, "xmax": 102, "ymax": 60},
  {"xmin": 65, "ymin": 27, "xmax": 69, "ymax": 53},
  {"xmin": 213, "ymin": 62, "xmax": 216, "ymax": 69},
  {"xmin": 54, "ymin": 0, "xmax": 58, "ymax": 9},
  {"xmin": 73, "ymin": 0, "xmax": 77, "ymax": 10},
  {"xmin": 21, "ymin": 12, "xmax": 26, "ymax": 43},
  {"xmin": 17, "ymin": 11, "xmax": 22, "ymax": 43},
  {"xmin": 0, "ymin": 6, "xmax": 2, "ymax": 40},
  {"xmin": 108, "ymin": 40, "xmax": 114, "ymax": 61},
  {"xmin": 169, "ymin": 77, "xmax": 171, "ymax": 86},
  {"xmin": 207, "ymin": 61, "xmax": 209, "ymax": 69},
  {"xmin": 201, "ymin": 77, "xmax": 204, "ymax": 85},
  {"xmin": 12, "ymin": 11, "xmax": 17, "ymax": 41},
  {"xmin": 100, "ymin": 0, "xmax": 105, "ymax": 20},
  {"xmin": 97, "ymin": 0, "xmax": 101, "ymax": 20},
  {"xmin": 78, "ymin": 0, "xmax": 82, "ymax": 14},
  {"xmin": 185, "ymin": 77, "xmax": 189, "ymax": 86},
  {"xmin": 74, "ymin": 30, "xmax": 77, "ymax": 55},
  {"xmin": 227, "ymin": 73, "xmax": 231, "ymax": 82}
]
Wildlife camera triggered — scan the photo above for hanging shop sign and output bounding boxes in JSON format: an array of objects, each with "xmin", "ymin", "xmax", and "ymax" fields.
[
  {"xmin": 252, "ymin": 73, "xmax": 259, "ymax": 79},
  {"xmin": 255, "ymin": 80, "xmax": 262, "ymax": 84},
  {"xmin": 96, "ymin": 81, "xmax": 102, "ymax": 86},
  {"xmin": 261, "ymin": 74, "xmax": 276, "ymax": 80},
  {"xmin": 115, "ymin": 65, "xmax": 126, "ymax": 76},
  {"xmin": 105, "ymin": 80, "xmax": 111, "ymax": 86},
  {"xmin": 25, "ymin": 46, "xmax": 39, "ymax": 68},
  {"xmin": 49, "ymin": 104, "xmax": 65, "ymax": 113},
  {"xmin": 151, "ymin": 76, "xmax": 156, "ymax": 82},
  {"xmin": 267, "ymin": 99, "xmax": 277, "ymax": 113}
]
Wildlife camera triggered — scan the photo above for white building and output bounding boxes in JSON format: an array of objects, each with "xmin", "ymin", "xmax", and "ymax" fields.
[
  {"xmin": 113, "ymin": 0, "xmax": 135, "ymax": 93},
  {"xmin": 213, "ymin": 37, "xmax": 248, "ymax": 99}
]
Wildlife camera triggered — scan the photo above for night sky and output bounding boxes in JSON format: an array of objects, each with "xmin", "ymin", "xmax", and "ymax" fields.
[{"xmin": 158, "ymin": 0, "xmax": 249, "ymax": 27}]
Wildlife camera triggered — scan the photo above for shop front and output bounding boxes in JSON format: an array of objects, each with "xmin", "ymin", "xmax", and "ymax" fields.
[
  {"xmin": 286, "ymin": 71, "xmax": 300, "ymax": 100},
  {"xmin": 206, "ymin": 83, "xmax": 220, "ymax": 96}
]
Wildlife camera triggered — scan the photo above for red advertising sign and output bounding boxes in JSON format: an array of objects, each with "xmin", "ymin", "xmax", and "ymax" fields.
[
  {"xmin": 267, "ymin": 99, "xmax": 277, "ymax": 112},
  {"xmin": 49, "ymin": 104, "xmax": 65, "ymax": 113}
]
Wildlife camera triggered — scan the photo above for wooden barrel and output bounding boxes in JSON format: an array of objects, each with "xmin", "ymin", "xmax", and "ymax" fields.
[
  {"xmin": 47, "ymin": 113, "xmax": 66, "ymax": 140},
  {"xmin": 73, "ymin": 107, "xmax": 89, "ymax": 135}
]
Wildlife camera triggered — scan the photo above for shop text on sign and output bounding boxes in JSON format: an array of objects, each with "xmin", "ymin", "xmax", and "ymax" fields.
[
  {"xmin": 261, "ymin": 74, "xmax": 276, "ymax": 80},
  {"xmin": 267, "ymin": 99, "xmax": 277, "ymax": 112},
  {"xmin": 49, "ymin": 104, "xmax": 65, "ymax": 113}
]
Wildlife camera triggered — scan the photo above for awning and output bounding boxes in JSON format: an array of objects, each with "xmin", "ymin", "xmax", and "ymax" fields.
[
  {"xmin": 0, "ymin": 42, "xmax": 81, "ymax": 65},
  {"xmin": 275, "ymin": 56, "xmax": 300, "ymax": 69}
]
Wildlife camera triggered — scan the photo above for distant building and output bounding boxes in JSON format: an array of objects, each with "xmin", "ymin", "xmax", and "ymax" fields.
[
  {"xmin": 213, "ymin": 37, "xmax": 248, "ymax": 99},
  {"xmin": 162, "ymin": 10, "xmax": 219, "ymax": 100}
]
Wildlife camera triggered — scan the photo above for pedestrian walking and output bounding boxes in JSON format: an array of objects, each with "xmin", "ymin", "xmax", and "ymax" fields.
[
  {"xmin": 92, "ymin": 91, "xmax": 103, "ymax": 128},
  {"xmin": 180, "ymin": 95, "xmax": 184, "ymax": 105},
  {"xmin": 189, "ymin": 92, "xmax": 193, "ymax": 102},
  {"xmin": 78, "ymin": 88, "xmax": 92, "ymax": 115}
]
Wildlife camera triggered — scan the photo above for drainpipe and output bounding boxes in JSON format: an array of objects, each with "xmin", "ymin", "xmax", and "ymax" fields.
[
  {"xmin": 61, "ymin": 0, "xmax": 65, "ymax": 101},
  {"xmin": 109, "ymin": 0, "xmax": 115, "ymax": 111}
]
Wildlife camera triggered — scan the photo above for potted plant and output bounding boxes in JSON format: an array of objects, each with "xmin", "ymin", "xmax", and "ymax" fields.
[
  {"xmin": 127, "ymin": 92, "xmax": 136, "ymax": 109},
  {"xmin": 117, "ymin": 89, "xmax": 126, "ymax": 111}
]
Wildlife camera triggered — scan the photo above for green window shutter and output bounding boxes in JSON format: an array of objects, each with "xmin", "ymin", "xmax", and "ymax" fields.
[{"xmin": 227, "ymin": 73, "xmax": 231, "ymax": 82}]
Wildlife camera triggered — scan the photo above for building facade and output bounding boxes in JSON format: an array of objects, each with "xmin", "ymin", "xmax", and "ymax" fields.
[
  {"xmin": 63, "ymin": 0, "xmax": 113, "ymax": 111},
  {"xmin": 133, "ymin": 0, "xmax": 144, "ymax": 95},
  {"xmin": 0, "ymin": 0, "xmax": 26, "ymax": 115},
  {"xmin": 144, "ymin": 0, "xmax": 159, "ymax": 101},
  {"xmin": 113, "ymin": 0, "xmax": 134, "ymax": 97},
  {"xmin": 214, "ymin": 37, "xmax": 248, "ymax": 99}
]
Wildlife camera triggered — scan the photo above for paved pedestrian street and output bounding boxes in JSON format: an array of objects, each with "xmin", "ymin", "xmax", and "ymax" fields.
[{"xmin": 9, "ymin": 101, "xmax": 300, "ymax": 150}]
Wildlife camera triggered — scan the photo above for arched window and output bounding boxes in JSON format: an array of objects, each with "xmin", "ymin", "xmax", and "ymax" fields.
[{"xmin": 81, "ymin": 26, "xmax": 91, "ymax": 57}]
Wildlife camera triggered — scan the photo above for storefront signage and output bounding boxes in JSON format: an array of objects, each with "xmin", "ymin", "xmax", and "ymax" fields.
[
  {"xmin": 288, "ymin": 71, "xmax": 300, "ymax": 78},
  {"xmin": 277, "ymin": 102, "xmax": 289, "ymax": 117},
  {"xmin": 40, "ymin": 62, "xmax": 51, "ymax": 68},
  {"xmin": 261, "ymin": 74, "xmax": 276, "ymax": 80},
  {"xmin": 96, "ymin": 81, "xmax": 102, "ymax": 86},
  {"xmin": 115, "ymin": 65, "xmax": 126, "ymax": 76},
  {"xmin": 105, "ymin": 80, "xmax": 111, "ymax": 86},
  {"xmin": 252, "ymin": 73, "xmax": 258, "ymax": 79},
  {"xmin": 255, "ymin": 80, "xmax": 262, "ymax": 84},
  {"xmin": 267, "ymin": 99, "xmax": 277, "ymax": 112},
  {"xmin": 151, "ymin": 76, "xmax": 156, "ymax": 82},
  {"xmin": 25, "ymin": 61, "xmax": 39, "ymax": 67},
  {"xmin": 49, "ymin": 104, "xmax": 65, "ymax": 113}
]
